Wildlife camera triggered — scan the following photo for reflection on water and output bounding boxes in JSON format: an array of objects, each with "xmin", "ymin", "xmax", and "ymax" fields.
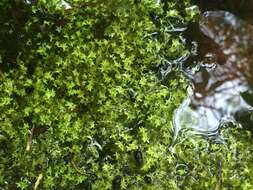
[
  {"xmin": 194, "ymin": 0, "xmax": 253, "ymax": 24},
  {"xmin": 174, "ymin": 11, "xmax": 253, "ymax": 137}
]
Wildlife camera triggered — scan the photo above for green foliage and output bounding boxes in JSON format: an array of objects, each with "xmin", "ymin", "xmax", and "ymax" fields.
[
  {"xmin": 171, "ymin": 124, "xmax": 253, "ymax": 190},
  {"xmin": 0, "ymin": 0, "xmax": 252, "ymax": 190}
]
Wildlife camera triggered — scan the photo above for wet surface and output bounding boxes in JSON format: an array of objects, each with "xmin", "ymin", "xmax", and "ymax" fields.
[
  {"xmin": 194, "ymin": 0, "xmax": 253, "ymax": 24},
  {"xmin": 174, "ymin": 10, "xmax": 253, "ymax": 137}
]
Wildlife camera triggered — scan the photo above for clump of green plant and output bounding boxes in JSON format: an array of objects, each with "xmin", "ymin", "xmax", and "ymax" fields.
[
  {"xmin": 171, "ymin": 123, "xmax": 253, "ymax": 190},
  {"xmin": 1, "ymin": 0, "xmax": 253, "ymax": 190},
  {"xmin": 0, "ymin": 0, "xmax": 198, "ymax": 189}
]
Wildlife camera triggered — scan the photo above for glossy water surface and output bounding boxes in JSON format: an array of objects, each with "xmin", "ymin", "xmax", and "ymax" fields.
[{"xmin": 174, "ymin": 11, "xmax": 253, "ymax": 138}]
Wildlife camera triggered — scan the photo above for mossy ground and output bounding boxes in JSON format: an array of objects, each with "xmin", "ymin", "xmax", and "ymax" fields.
[{"xmin": 0, "ymin": 0, "xmax": 252, "ymax": 189}]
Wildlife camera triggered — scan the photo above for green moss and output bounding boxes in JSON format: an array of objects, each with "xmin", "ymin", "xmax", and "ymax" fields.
[{"xmin": 0, "ymin": 0, "xmax": 252, "ymax": 189}]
